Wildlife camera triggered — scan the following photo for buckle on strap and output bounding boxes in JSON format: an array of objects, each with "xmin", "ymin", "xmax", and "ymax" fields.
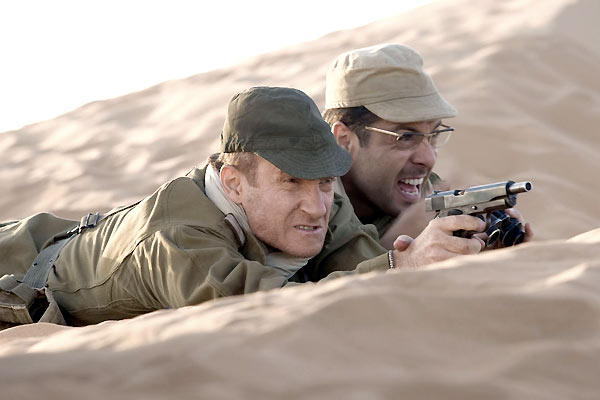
[{"xmin": 78, "ymin": 212, "xmax": 100, "ymax": 234}]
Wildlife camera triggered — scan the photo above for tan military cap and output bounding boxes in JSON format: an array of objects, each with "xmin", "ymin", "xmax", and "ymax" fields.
[{"xmin": 325, "ymin": 43, "xmax": 457, "ymax": 123}]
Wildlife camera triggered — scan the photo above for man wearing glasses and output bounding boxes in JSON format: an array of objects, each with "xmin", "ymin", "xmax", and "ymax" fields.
[{"xmin": 323, "ymin": 44, "xmax": 532, "ymax": 250}]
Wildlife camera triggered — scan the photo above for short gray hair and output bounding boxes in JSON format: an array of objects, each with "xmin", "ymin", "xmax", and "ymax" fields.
[{"xmin": 208, "ymin": 152, "xmax": 259, "ymax": 185}]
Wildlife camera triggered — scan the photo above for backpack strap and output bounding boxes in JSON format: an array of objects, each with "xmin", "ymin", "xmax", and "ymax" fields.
[
  {"xmin": 22, "ymin": 237, "xmax": 75, "ymax": 289},
  {"xmin": 22, "ymin": 212, "xmax": 102, "ymax": 289},
  {"xmin": 22, "ymin": 200, "xmax": 143, "ymax": 290}
]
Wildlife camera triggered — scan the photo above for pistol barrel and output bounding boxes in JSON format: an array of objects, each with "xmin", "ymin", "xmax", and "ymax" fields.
[{"xmin": 507, "ymin": 181, "xmax": 532, "ymax": 195}]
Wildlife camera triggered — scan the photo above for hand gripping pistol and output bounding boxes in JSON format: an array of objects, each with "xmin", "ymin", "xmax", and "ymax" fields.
[{"xmin": 425, "ymin": 180, "xmax": 533, "ymax": 248}]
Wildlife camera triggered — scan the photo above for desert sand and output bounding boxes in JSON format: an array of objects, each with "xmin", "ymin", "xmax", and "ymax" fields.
[{"xmin": 1, "ymin": 0, "xmax": 599, "ymax": 398}]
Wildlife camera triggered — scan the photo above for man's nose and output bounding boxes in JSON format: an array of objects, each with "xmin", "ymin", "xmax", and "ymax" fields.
[
  {"xmin": 410, "ymin": 138, "xmax": 437, "ymax": 167},
  {"xmin": 300, "ymin": 186, "xmax": 328, "ymax": 218}
]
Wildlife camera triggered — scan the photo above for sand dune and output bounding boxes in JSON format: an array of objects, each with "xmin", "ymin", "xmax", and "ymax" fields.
[
  {"xmin": 2, "ymin": 0, "xmax": 598, "ymax": 239},
  {"xmin": 1, "ymin": 0, "xmax": 599, "ymax": 397},
  {"xmin": 1, "ymin": 229, "xmax": 599, "ymax": 399}
]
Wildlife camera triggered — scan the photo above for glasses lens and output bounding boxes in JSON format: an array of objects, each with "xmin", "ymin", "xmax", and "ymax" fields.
[
  {"xmin": 396, "ymin": 132, "xmax": 424, "ymax": 149},
  {"xmin": 365, "ymin": 126, "xmax": 453, "ymax": 149},
  {"xmin": 430, "ymin": 129, "xmax": 452, "ymax": 148}
]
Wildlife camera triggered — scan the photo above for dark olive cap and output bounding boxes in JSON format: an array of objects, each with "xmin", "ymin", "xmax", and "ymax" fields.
[{"xmin": 221, "ymin": 86, "xmax": 352, "ymax": 179}]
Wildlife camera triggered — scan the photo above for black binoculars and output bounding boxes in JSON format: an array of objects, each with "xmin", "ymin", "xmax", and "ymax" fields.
[{"xmin": 483, "ymin": 210, "xmax": 525, "ymax": 248}]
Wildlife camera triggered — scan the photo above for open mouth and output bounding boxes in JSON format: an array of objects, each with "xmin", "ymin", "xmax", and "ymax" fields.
[{"xmin": 397, "ymin": 177, "xmax": 424, "ymax": 201}]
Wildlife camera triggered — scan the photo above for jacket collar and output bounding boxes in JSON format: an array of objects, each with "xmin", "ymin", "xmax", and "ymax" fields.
[{"xmin": 186, "ymin": 165, "xmax": 269, "ymax": 264}]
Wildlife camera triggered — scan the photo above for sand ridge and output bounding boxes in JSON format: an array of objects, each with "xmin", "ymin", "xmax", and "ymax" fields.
[
  {"xmin": 0, "ymin": 0, "xmax": 599, "ymax": 398},
  {"xmin": 1, "ymin": 0, "xmax": 598, "ymax": 239}
]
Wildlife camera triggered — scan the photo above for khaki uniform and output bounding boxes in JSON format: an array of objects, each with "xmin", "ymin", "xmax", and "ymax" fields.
[{"xmin": 0, "ymin": 167, "xmax": 388, "ymax": 326}]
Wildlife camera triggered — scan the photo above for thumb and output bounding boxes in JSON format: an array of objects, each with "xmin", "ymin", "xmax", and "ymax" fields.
[{"xmin": 393, "ymin": 235, "xmax": 414, "ymax": 251}]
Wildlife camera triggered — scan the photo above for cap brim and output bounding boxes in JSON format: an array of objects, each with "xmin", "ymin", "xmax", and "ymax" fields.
[
  {"xmin": 256, "ymin": 144, "xmax": 352, "ymax": 180},
  {"xmin": 365, "ymin": 91, "xmax": 457, "ymax": 123}
]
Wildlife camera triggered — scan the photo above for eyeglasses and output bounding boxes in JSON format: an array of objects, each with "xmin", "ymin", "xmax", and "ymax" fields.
[{"xmin": 363, "ymin": 124, "xmax": 454, "ymax": 150}]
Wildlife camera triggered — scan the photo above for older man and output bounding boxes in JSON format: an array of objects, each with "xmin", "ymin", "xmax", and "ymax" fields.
[
  {"xmin": 323, "ymin": 44, "xmax": 532, "ymax": 248},
  {"xmin": 0, "ymin": 86, "xmax": 486, "ymax": 328}
]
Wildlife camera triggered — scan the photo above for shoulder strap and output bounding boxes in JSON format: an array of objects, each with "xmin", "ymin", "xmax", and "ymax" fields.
[
  {"xmin": 22, "ymin": 236, "xmax": 75, "ymax": 288},
  {"xmin": 22, "ymin": 212, "xmax": 102, "ymax": 289},
  {"xmin": 22, "ymin": 201, "xmax": 142, "ymax": 289}
]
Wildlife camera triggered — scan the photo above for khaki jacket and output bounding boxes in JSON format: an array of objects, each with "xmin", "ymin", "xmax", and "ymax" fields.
[{"xmin": 0, "ymin": 167, "xmax": 388, "ymax": 326}]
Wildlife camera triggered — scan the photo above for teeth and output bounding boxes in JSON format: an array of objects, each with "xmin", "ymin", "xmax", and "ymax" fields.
[
  {"xmin": 297, "ymin": 225, "xmax": 316, "ymax": 231},
  {"xmin": 400, "ymin": 178, "xmax": 424, "ymax": 186}
]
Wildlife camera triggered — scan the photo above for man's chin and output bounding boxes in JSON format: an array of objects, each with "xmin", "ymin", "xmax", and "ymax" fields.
[
  {"xmin": 387, "ymin": 195, "xmax": 420, "ymax": 216},
  {"xmin": 283, "ymin": 241, "xmax": 324, "ymax": 259},
  {"xmin": 286, "ymin": 247, "xmax": 322, "ymax": 259},
  {"xmin": 262, "ymin": 234, "xmax": 324, "ymax": 259}
]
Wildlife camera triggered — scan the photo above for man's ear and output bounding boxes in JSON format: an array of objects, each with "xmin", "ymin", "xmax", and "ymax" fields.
[
  {"xmin": 220, "ymin": 165, "xmax": 244, "ymax": 203},
  {"xmin": 332, "ymin": 121, "xmax": 356, "ymax": 152}
]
